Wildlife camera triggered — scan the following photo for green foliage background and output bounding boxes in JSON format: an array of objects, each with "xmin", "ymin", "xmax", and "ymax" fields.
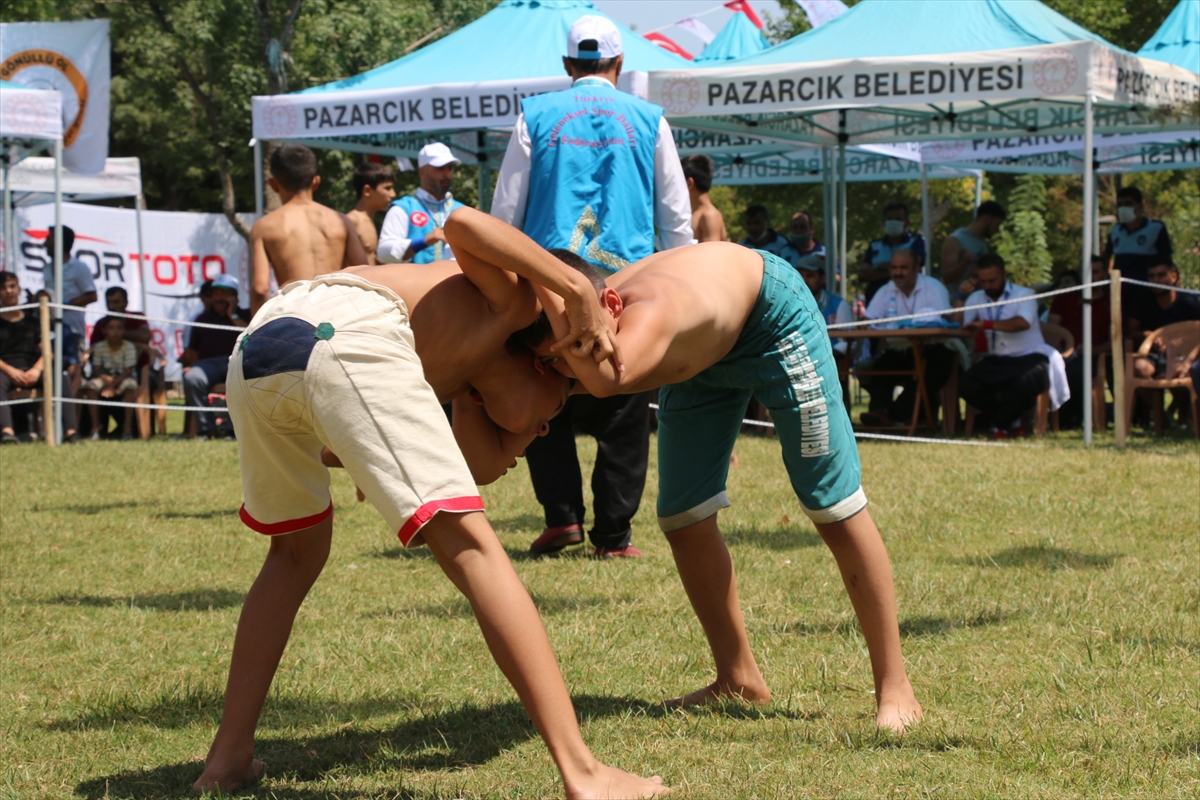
[{"xmin": 2, "ymin": 0, "xmax": 1195, "ymax": 287}]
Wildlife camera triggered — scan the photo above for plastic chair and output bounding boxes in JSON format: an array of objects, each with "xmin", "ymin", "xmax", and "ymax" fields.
[{"xmin": 1123, "ymin": 320, "xmax": 1200, "ymax": 438}]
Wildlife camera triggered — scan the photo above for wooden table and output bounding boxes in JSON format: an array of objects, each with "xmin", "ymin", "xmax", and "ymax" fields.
[{"xmin": 831, "ymin": 327, "xmax": 975, "ymax": 437}]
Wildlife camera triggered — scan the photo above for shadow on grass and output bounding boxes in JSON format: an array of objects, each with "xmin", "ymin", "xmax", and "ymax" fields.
[
  {"xmin": 153, "ymin": 508, "xmax": 237, "ymax": 521},
  {"xmin": 368, "ymin": 593, "xmax": 627, "ymax": 620},
  {"xmin": 45, "ymin": 588, "xmax": 244, "ymax": 612},
  {"xmin": 723, "ymin": 525, "xmax": 823, "ymax": 551},
  {"xmin": 960, "ymin": 544, "xmax": 1120, "ymax": 571},
  {"xmin": 490, "ymin": 513, "xmax": 544, "ymax": 535},
  {"xmin": 72, "ymin": 695, "xmax": 654, "ymax": 799},
  {"xmin": 899, "ymin": 610, "xmax": 1008, "ymax": 639},
  {"xmin": 33, "ymin": 500, "xmax": 157, "ymax": 515},
  {"xmin": 371, "ymin": 546, "xmax": 436, "ymax": 561},
  {"xmin": 50, "ymin": 685, "xmax": 418, "ymax": 732}
]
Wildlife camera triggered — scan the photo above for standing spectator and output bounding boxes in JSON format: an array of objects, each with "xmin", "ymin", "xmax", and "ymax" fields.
[
  {"xmin": 1, "ymin": 271, "xmax": 48, "ymax": 443},
  {"xmin": 788, "ymin": 210, "xmax": 825, "ymax": 263},
  {"xmin": 1048, "ymin": 256, "xmax": 1111, "ymax": 428},
  {"xmin": 492, "ymin": 14, "xmax": 692, "ymax": 558},
  {"xmin": 941, "ymin": 201, "xmax": 1006, "ymax": 295},
  {"xmin": 377, "ymin": 143, "xmax": 464, "ymax": 264},
  {"xmin": 81, "ymin": 316, "xmax": 139, "ymax": 439},
  {"xmin": 858, "ymin": 248, "xmax": 955, "ymax": 427},
  {"xmin": 1103, "ymin": 186, "xmax": 1172, "ymax": 287},
  {"xmin": 740, "ymin": 205, "xmax": 798, "ymax": 264},
  {"xmin": 44, "ymin": 225, "xmax": 96, "ymax": 383},
  {"xmin": 859, "ymin": 202, "xmax": 927, "ymax": 305},
  {"xmin": 959, "ymin": 254, "xmax": 1052, "ymax": 439},
  {"xmin": 346, "ymin": 161, "xmax": 397, "ymax": 264},
  {"xmin": 180, "ymin": 274, "xmax": 247, "ymax": 438},
  {"xmin": 681, "ymin": 154, "xmax": 727, "ymax": 242},
  {"xmin": 796, "ymin": 253, "xmax": 851, "ymax": 356}
]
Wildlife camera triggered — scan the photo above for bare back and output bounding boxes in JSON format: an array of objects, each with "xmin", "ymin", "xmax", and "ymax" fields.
[
  {"xmin": 345, "ymin": 209, "xmax": 379, "ymax": 264},
  {"xmin": 346, "ymin": 261, "xmax": 538, "ymax": 401},
  {"xmin": 691, "ymin": 203, "xmax": 727, "ymax": 244},
  {"xmin": 252, "ymin": 198, "xmax": 364, "ymax": 288},
  {"xmin": 606, "ymin": 242, "xmax": 763, "ymax": 392}
]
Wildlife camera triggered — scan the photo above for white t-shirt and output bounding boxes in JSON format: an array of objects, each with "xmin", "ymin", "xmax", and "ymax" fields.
[
  {"xmin": 961, "ymin": 281, "xmax": 1045, "ymax": 357},
  {"xmin": 864, "ymin": 274, "xmax": 951, "ymax": 326}
]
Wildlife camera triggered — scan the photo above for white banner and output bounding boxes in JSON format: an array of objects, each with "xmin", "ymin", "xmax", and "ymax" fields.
[
  {"xmin": 252, "ymin": 72, "xmax": 650, "ymax": 140},
  {"xmin": 796, "ymin": 0, "xmax": 850, "ymax": 29},
  {"xmin": 0, "ymin": 19, "xmax": 110, "ymax": 173},
  {"xmin": 7, "ymin": 203, "xmax": 254, "ymax": 381},
  {"xmin": 0, "ymin": 84, "xmax": 62, "ymax": 140}
]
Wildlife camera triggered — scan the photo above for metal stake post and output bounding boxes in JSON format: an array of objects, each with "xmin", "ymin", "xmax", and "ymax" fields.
[
  {"xmin": 920, "ymin": 163, "xmax": 931, "ymax": 276},
  {"xmin": 52, "ymin": 137, "xmax": 64, "ymax": 444},
  {"xmin": 1081, "ymin": 94, "xmax": 1095, "ymax": 446}
]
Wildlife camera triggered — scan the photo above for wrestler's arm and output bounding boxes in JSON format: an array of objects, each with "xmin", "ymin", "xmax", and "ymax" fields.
[
  {"xmin": 339, "ymin": 212, "xmax": 370, "ymax": 268},
  {"xmin": 249, "ymin": 223, "xmax": 272, "ymax": 316},
  {"xmin": 451, "ymin": 395, "xmax": 536, "ymax": 485},
  {"xmin": 443, "ymin": 207, "xmax": 622, "ymax": 367}
]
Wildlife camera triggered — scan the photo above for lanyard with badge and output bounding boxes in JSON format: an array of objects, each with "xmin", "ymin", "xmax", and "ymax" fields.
[
  {"xmin": 983, "ymin": 284, "xmax": 1009, "ymax": 352},
  {"xmin": 415, "ymin": 193, "xmax": 453, "ymax": 261}
]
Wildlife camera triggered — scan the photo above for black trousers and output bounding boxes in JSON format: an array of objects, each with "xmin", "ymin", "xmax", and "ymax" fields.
[
  {"xmin": 960, "ymin": 353, "xmax": 1049, "ymax": 430},
  {"xmin": 860, "ymin": 345, "xmax": 955, "ymax": 420},
  {"xmin": 525, "ymin": 391, "xmax": 652, "ymax": 549}
]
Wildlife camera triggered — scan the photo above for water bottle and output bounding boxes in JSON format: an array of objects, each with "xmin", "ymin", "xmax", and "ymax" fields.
[{"xmin": 885, "ymin": 294, "xmax": 898, "ymax": 328}]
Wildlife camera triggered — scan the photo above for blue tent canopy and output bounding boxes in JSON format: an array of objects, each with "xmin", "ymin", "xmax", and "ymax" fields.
[
  {"xmin": 1138, "ymin": 0, "xmax": 1200, "ymax": 72},
  {"xmin": 693, "ymin": 11, "xmax": 769, "ymax": 65},
  {"xmin": 301, "ymin": 0, "xmax": 687, "ymax": 94},
  {"xmin": 735, "ymin": 0, "xmax": 1127, "ymax": 66}
]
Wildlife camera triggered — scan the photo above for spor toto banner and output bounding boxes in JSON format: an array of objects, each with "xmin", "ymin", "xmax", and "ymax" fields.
[
  {"xmin": 8, "ymin": 203, "xmax": 255, "ymax": 382},
  {"xmin": 0, "ymin": 19, "xmax": 111, "ymax": 174}
]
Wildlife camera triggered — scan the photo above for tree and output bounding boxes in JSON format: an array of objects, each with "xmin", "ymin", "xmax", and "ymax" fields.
[{"xmin": 995, "ymin": 174, "xmax": 1053, "ymax": 287}]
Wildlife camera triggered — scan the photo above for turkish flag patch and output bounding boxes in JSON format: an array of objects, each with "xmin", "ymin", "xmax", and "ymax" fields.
[{"xmin": 410, "ymin": 211, "xmax": 429, "ymax": 227}]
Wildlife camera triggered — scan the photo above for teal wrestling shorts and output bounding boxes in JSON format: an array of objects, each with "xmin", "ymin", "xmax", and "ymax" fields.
[{"xmin": 656, "ymin": 250, "xmax": 865, "ymax": 531}]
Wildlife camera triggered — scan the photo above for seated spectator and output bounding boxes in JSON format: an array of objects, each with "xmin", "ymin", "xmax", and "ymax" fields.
[
  {"xmin": 1, "ymin": 273, "xmax": 81, "ymax": 442},
  {"xmin": 1128, "ymin": 261, "xmax": 1200, "ymax": 354},
  {"xmin": 180, "ymin": 274, "xmax": 248, "ymax": 438},
  {"xmin": 858, "ymin": 201, "xmax": 927, "ymax": 305},
  {"xmin": 89, "ymin": 286, "xmax": 163, "ymax": 425},
  {"xmin": 739, "ymin": 205, "xmax": 799, "ymax": 266},
  {"xmin": 856, "ymin": 248, "xmax": 954, "ymax": 427},
  {"xmin": 959, "ymin": 255, "xmax": 1056, "ymax": 439},
  {"xmin": 796, "ymin": 253, "xmax": 851, "ymax": 356},
  {"xmin": 1048, "ymin": 256, "xmax": 1111, "ymax": 428},
  {"xmin": 941, "ymin": 200, "xmax": 1006, "ymax": 296},
  {"xmin": 81, "ymin": 316, "xmax": 139, "ymax": 439},
  {"xmin": 788, "ymin": 210, "xmax": 825, "ymax": 263}
]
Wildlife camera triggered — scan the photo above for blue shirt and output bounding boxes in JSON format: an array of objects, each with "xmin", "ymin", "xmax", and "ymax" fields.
[
  {"xmin": 864, "ymin": 231, "xmax": 927, "ymax": 267},
  {"xmin": 59, "ymin": 256, "xmax": 96, "ymax": 339},
  {"xmin": 1103, "ymin": 219, "xmax": 1172, "ymax": 283},
  {"xmin": 739, "ymin": 230, "xmax": 802, "ymax": 267}
]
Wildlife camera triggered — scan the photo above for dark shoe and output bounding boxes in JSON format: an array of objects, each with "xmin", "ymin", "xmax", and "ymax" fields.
[
  {"xmin": 594, "ymin": 545, "xmax": 643, "ymax": 559},
  {"xmin": 860, "ymin": 410, "xmax": 894, "ymax": 427},
  {"xmin": 0, "ymin": 432, "xmax": 17, "ymax": 445},
  {"xmin": 64, "ymin": 432, "xmax": 82, "ymax": 444},
  {"xmin": 530, "ymin": 523, "xmax": 584, "ymax": 555}
]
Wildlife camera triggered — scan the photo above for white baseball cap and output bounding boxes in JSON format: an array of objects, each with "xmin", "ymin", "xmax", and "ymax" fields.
[
  {"xmin": 212, "ymin": 273, "xmax": 240, "ymax": 292},
  {"xmin": 418, "ymin": 142, "xmax": 460, "ymax": 169},
  {"xmin": 567, "ymin": 15, "xmax": 622, "ymax": 60}
]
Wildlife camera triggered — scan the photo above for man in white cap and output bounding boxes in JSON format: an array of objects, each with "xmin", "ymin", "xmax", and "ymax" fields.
[
  {"xmin": 492, "ymin": 14, "xmax": 693, "ymax": 559},
  {"xmin": 377, "ymin": 143, "xmax": 466, "ymax": 264}
]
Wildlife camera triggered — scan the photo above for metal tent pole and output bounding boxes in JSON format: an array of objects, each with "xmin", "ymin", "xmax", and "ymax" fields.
[
  {"xmin": 135, "ymin": 192, "xmax": 148, "ymax": 313},
  {"xmin": 253, "ymin": 139, "xmax": 264, "ymax": 217},
  {"xmin": 837, "ymin": 142, "xmax": 848, "ymax": 300},
  {"xmin": 2, "ymin": 158, "xmax": 11, "ymax": 272},
  {"xmin": 476, "ymin": 131, "xmax": 491, "ymax": 213},
  {"xmin": 920, "ymin": 163, "xmax": 931, "ymax": 276},
  {"xmin": 1081, "ymin": 94, "xmax": 1095, "ymax": 446},
  {"xmin": 822, "ymin": 147, "xmax": 835, "ymax": 292},
  {"xmin": 974, "ymin": 171, "xmax": 983, "ymax": 209},
  {"xmin": 52, "ymin": 137, "xmax": 64, "ymax": 443}
]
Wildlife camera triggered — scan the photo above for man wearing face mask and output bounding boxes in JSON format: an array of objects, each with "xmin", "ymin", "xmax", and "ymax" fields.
[
  {"xmin": 940, "ymin": 201, "xmax": 1006, "ymax": 297},
  {"xmin": 740, "ymin": 205, "xmax": 800, "ymax": 266},
  {"xmin": 1103, "ymin": 186, "xmax": 1172, "ymax": 288},
  {"xmin": 859, "ymin": 202, "xmax": 927, "ymax": 305}
]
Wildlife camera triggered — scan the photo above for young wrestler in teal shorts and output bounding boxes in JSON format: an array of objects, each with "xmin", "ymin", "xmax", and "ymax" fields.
[{"xmin": 523, "ymin": 241, "xmax": 922, "ymax": 732}]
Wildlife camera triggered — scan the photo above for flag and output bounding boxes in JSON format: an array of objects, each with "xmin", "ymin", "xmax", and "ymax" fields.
[
  {"xmin": 796, "ymin": 0, "xmax": 851, "ymax": 29},
  {"xmin": 723, "ymin": 1, "xmax": 764, "ymax": 30},
  {"xmin": 676, "ymin": 16, "xmax": 717, "ymax": 45},
  {"xmin": 644, "ymin": 33, "xmax": 694, "ymax": 61}
]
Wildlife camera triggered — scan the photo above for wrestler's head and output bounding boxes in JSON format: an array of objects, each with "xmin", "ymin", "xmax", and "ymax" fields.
[
  {"xmin": 469, "ymin": 347, "xmax": 571, "ymax": 437},
  {"xmin": 509, "ymin": 249, "xmax": 618, "ymax": 380}
]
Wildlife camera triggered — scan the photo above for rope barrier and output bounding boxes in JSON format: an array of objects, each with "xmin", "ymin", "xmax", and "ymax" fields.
[
  {"xmin": 0, "ymin": 397, "xmax": 223, "ymax": 412},
  {"xmin": 825, "ymin": 279, "xmax": 1111, "ymax": 330},
  {"xmin": 1119, "ymin": 277, "xmax": 1200, "ymax": 295},
  {"xmin": 21, "ymin": 301, "xmax": 245, "ymax": 331}
]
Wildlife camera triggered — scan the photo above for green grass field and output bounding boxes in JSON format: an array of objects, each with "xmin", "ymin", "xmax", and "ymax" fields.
[{"xmin": 2, "ymin": 433, "xmax": 1197, "ymax": 799}]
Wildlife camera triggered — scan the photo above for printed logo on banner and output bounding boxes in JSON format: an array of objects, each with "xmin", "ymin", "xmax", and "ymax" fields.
[
  {"xmin": 3, "ymin": 93, "xmax": 55, "ymax": 136},
  {"xmin": 927, "ymin": 140, "xmax": 969, "ymax": 160},
  {"xmin": 410, "ymin": 211, "xmax": 429, "ymax": 227},
  {"xmin": 660, "ymin": 76, "xmax": 701, "ymax": 115},
  {"xmin": 1031, "ymin": 49, "xmax": 1079, "ymax": 95},
  {"xmin": 260, "ymin": 97, "xmax": 299, "ymax": 137},
  {"xmin": 1, "ymin": 49, "xmax": 89, "ymax": 145}
]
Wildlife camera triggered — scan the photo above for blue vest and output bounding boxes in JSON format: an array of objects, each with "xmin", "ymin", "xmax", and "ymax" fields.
[
  {"xmin": 1107, "ymin": 219, "xmax": 1171, "ymax": 282},
  {"xmin": 392, "ymin": 193, "xmax": 464, "ymax": 264},
  {"xmin": 816, "ymin": 290, "xmax": 844, "ymax": 326},
  {"xmin": 521, "ymin": 77, "xmax": 661, "ymax": 271}
]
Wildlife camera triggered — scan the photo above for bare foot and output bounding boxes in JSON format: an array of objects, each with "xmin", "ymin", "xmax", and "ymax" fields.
[
  {"xmin": 875, "ymin": 681, "xmax": 922, "ymax": 733},
  {"xmin": 193, "ymin": 757, "xmax": 264, "ymax": 794},
  {"xmin": 662, "ymin": 679, "xmax": 771, "ymax": 709},
  {"xmin": 566, "ymin": 764, "xmax": 671, "ymax": 799}
]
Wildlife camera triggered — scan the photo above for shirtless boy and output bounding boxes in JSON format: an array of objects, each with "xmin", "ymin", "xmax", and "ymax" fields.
[
  {"xmin": 345, "ymin": 161, "xmax": 396, "ymax": 264},
  {"xmin": 522, "ymin": 242, "xmax": 922, "ymax": 733},
  {"xmin": 249, "ymin": 144, "xmax": 369, "ymax": 314},
  {"xmin": 194, "ymin": 207, "xmax": 669, "ymax": 799},
  {"xmin": 680, "ymin": 155, "xmax": 727, "ymax": 243}
]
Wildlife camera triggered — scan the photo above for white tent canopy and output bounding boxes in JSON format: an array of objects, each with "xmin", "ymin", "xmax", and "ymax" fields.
[
  {"xmin": 1, "ymin": 156, "xmax": 141, "ymax": 205},
  {"xmin": 0, "ymin": 82, "xmax": 63, "ymax": 143}
]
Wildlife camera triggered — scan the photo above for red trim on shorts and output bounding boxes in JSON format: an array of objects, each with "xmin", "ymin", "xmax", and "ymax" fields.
[
  {"xmin": 239, "ymin": 502, "xmax": 333, "ymax": 536},
  {"xmin": 398, "ymin": 496, "xmax": 485, "ymax": 546}
]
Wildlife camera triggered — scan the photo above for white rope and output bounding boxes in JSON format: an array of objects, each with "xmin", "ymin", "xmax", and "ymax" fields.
[
  {"xmin": 1119, "ymin": 277, "xmax": 1200, "ymax": 295},
  {"xmin": 826, "ymin": 280, "xmax": 1111, "ymax": 330},
  {"xmin": 57, "ymin": 397, "xmax": 224, "ymax": 413},
  {"xmin": 37, "ymin": 301, "xmax": 244, "ymax": 331}
]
